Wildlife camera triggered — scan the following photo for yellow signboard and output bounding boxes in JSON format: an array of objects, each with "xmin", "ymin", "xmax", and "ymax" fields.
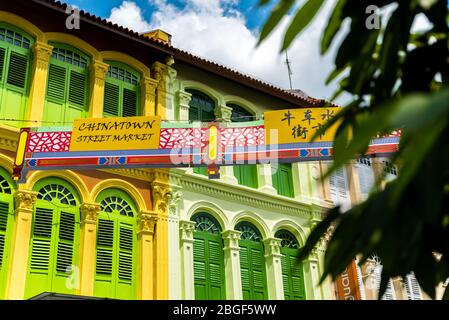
[
  {"xmin": 69, "ymin": 116, "xmax": 161, "ymax": 151},
  {"xmin": 264, "ymin": 107, "xmax": 340, "ymax": 145}
]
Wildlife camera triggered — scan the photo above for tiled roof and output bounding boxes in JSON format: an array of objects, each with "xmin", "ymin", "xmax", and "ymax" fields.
[{"xmin": 31, "ymin": 0, "xmax": 337, "ymax": 107}]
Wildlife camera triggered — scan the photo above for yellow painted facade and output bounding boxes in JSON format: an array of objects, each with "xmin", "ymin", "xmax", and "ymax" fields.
[{"xmin": 0, "ymin": 10, "xmax": 171, "ymax": 299}]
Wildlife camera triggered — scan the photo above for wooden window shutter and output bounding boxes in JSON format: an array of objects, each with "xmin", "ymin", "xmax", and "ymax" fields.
[
  {"xmin": 289, "ymin": 254, "xmax": 305, "ymax": 299},
  {"xmin": 207, "ymin": 239, "xmax": 224, "ymax": 298},
  {"xmin": 0, "ymin": 201, "xmax": 9, "ymax": 269},
  {"xmin": 357, "ymin": 159, "xmax": 375, "ymax": 200},
  {"xmin": 96, "ymin": 219, "xmax": 114, "ymax": 276},
  {"xmin": 273, "ymin": 164, "xmax": 293, "ymax": 197},
  {"xmin": 374, "ymin": 264, "xmax": 396, "ymax": 300},
  {"xmin": 122, "ymin": 88, "xmax": 137, "ymax": 117},
  {"xmin": 251, "ymin": 247, "xmax": 266, "ymax": 291},
  {"xmin": 239, "ymin": 246, "xmax": 251, "ymax": 298},
  {"xmin": 118, "ymin": 223, "xmax": 133, "ymax": 282},
  {"xmin": 46, "ymin": 64, "xmax": 66, "ymax": 102},
  {"xmin": 56, "ymin": 211, "xmax": 76, "ymax": 273},
  {"xmin": 281, "ymin": 255, "xmax": 290, "ymax": 298},
  {"xmin": 329, "ymin": 165, "xmax": 351, "ymax": 211},
  {"xmin": 68, "ymin": 70, "xmax": 87, "ymax": 108},
  {"xmin": 103, "ymin": 82, "xmax": 120, "ymax": 116},
  {"xmin": 405, "ymin": 273, "xmax": 422, "ymax": 300},
  {"xmin": 189, "ymin": 105, "xmax": 200, "ymax": 121},
  {"xmin": 0, "ymin": 47, "xmax": 5, "ymax": 83},
  {"xmin": 30, "ymin": 207, "xmax": 54, "ymax": 272},
  {"xmin": 7, "ymin": 51, "xmax": 27, "ymax": 89},
  {"xmin": 193, "ymin": 237, "xmax": 207, "ymax": 299}
]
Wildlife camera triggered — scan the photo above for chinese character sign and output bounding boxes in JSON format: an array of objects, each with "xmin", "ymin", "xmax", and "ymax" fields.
[
  {"xmin": 264, "ymin": 107, "xmax": 341, "ymax": 145},
  {"xmin": 69, "ymin": 116, "xmax": 161, "ymax": 151}
]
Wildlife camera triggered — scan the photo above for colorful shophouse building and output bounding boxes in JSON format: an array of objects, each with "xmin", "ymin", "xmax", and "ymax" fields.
[{"xmin": 0, "ymin": 0, "xmax": 339, "ymax": 300}]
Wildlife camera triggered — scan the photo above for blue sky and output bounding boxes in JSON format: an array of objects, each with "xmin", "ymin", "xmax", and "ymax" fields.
[
  {"xmin": 67, "ymin": 0, "xmax": 273, "ymax": 31},
  {"xmin": 63, "ymin": 1, "xmax": 433, "ymax": 103}
]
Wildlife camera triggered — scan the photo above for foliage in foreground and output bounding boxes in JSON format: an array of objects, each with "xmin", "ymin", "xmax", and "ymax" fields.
[{"xmin": 258, "ymin": 0, "xmax": 449, "ymax": 299}]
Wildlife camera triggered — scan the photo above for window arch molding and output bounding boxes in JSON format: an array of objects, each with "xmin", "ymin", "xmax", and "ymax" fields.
[
  {"xmin": 95, "ymin": 188, "xmax": 138, "ymax": 218},
  {"xmin": 0, "ymin": 11, "xmax": 45, "ymax": 42},
  {"xmin": 272, "ymin": 220, "xmax": 306, "ymax": 247},
  {"xmin": 180, "ymin": 80, "xmax": 222, "ymax": 106},
  {"xmin": 25, "ymin": 170, "xmax": 90, "ymax": 203},
  {"xmin": 45, "ymin": 32, "xmax": 100, "ymax": 61},
  {"xmin": 223, "ymin": 95, "xmax": 260, "ymax": 119},
  {"xmin": 232, "ymin": 211, "xmax": 269, "ymax": 240},
  {"xmin": 186, "ymin": 201, "xmax": 229, "ymax": 231},
  {"xmin": 32, "ymin": 177, "xmax": 81, "ymax": 206},
  {"xmin": 90, "ymin": 179, "xmax": 148, "ymax": 212},
  {"xmin": 101, "ymin": 51, "xmax": 150, "ymax": 79}
]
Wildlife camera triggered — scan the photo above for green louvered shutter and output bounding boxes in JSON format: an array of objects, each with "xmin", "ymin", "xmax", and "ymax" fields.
[
  {"xmin": 30, "ymin": 207, "xmax": 53, "ymax": 272},
  {"xmin": 47, "ymin": 64, "xmax": 66, "ymax": 102},
  {"xmin": 104, "ymin": 82, "xmax": 120, "ymax": 116},
  {"xmin": 122, "ymin": 88, "xmax": 137, "ymax": 117},
  {"xmin": 56, "ymin": 212, "xmax": 75, "ymax": 273},
  {"xmin": 251, "ymin": 246, "xmax": 267, "ymax": 299},
  {"xmin": 96, "ymin": 219, "xmax": 114, "ymax": 277},
  {"xmin": 208, "ymin": 239, "xmax": 224, "ymax": 299},
  {"xmin": 0, "ymin": 47, "xmax": 5, "ymax": 82},
  {"xmin": 0, "ymin": 201, "xmax": 9, "ymax": 270},
  {"xmin": 68, "ymin": 70, "xmax": 87, "ymax": 107},
  {"xmin": 234, "ymin": 165, "xmax": 258, "ymax": 188},
  {"xmin": 281, "ymin": 249, "xmax": 305, "ymax": 300},
  {"xmin": 240, "ymin": 246, "xmax": 251, "ymax": 299},
  {"xmin": 273, "ymin": 164, "xmax": 293, "ymax": 197},
  {"xmin": 6, "ymin": 51, "xmax": 27, "ymax": 89},
  {"xmin": 193, "ymin": 237, "xmax": 207, "ymax": 299},
  {"xmin": 116, "ymin": 222, "xmax": 135, "ymax": 299}
]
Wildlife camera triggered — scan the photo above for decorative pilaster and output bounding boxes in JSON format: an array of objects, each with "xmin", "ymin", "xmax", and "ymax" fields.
[
  {"xmin": 151, "ymin": 180, "xmax": 171, "ymax": 299},
  {"xmin": 151, "ymin": 61, "xmax": 176, "ymax": 120},
  {"xmin": 142, "ymin": 76, "xmax": 159, "ymax": 116},
  {"xmin": 263, "ymin": 238, "xmax": 284, "ymax": 300},
  {"xmin": 26, "ymin": 42, "xmax": 53, "ymax": 125},
  {"xmin": 78, "ymin": 203, "xmax": 101, "ymax": 296},
  {"xmin": 168, "ymin": 190, "xmax": 183, "ymax": 299},
  {"xmin": 136, "ymin": 211, "xmax": 158, "ymax": 300},
  {"xmin": 6, "ymin": 190, "xmax": 37, "ymax": 299},
  {"xmin": 222, "ymin": 230, "xmax": 242, "ymax": 299},
  {"xmin": 180, "ymin": 220, "xmax": 196, "ymax": 300},
  {"xmin": 257, "ymin": 164, "xmax": 277, "ymax": 195},
  {"xmin": 89, "ymin": 60, "xmax": 109, "ymax": 118},
  {"xmin": 176, "ymin": 90, "xmax": 192, "ymax": 121},
  {"xmin": 346, "ymin": 161, "xmax": 362, "ymax": 206},
  {"xmin": 214, "ymin": 104, "xmax": 233, "ymax": 122}
]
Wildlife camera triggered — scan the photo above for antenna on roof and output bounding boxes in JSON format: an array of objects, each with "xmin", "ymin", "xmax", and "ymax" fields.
[{"xmin": 284, "ymin": 50, "xmax": 293, "ymax": 90}]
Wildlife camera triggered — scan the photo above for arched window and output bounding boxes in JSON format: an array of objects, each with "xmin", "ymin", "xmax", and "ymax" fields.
[
  {"xmin": 275, "ymin": 230, "xmax": 305, "ymax": 300},
  {"xmin": 44, "ymin": 44, "xmax": 90, "ymax": 123},
  {"xmin": 186, "ymin": 89, "xmax": 215, "ymax": 122},
  {"xmin": 94, "ymin": 189, "xmax": 137, "ymax": 300},
  {"xmin": 235, "ymin": 221, "xmax": 268, "ymax": 300},
  {"xmin": 272, "ymin": 163, "xmax": 294, "ymax": 197},
  {"xmin": 103, "ymin": 61, "xmax": 141, "ymax": 117},
  {"xmin": 0, "ymin": 167, "xmax": 15, "ymax": 299},
  {"xmin": 191, "ymin": 212, "xmax": 225, "ymax": 300},
  {"xmin": 25, "ymin": 178, "xmax": 80, "ymax": 298},
  {"xmin": 0, "ymin": 23, "xmax": 34, "ymax": 127},
  {"xmin": 228, "ymin": 104, "xmax": 258, "ymax": 188}
]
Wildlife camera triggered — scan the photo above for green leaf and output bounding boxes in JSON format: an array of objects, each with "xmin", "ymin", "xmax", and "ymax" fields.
[
  {"xmin": 258, "ymin": 0, "xmax": 295, "ymax": 45},
  {"xmin": 281, "ymin": 0, "xmax": 325, "ymax": 50},
  {"xmin": 321, "ymin": 0, "xmax": 347, "ymax": 54}
]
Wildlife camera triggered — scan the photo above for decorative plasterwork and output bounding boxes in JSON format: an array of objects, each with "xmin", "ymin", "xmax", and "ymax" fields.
[
  {"xmin": 14, "ymin": 190, "xmax": 37, "ymax": 212},
  {"xmin": 137, "ymin": 211, "xmax": 158, "ymax": 234},
  {"xmin": 80, "ymin": 202, "xmax": 101, "ymax": 224},
  {"xmin": 33, "ymin": 41, "xmax": 53, "ymax": 70},
  {"xmin": 152, "ymin": 181, "xmax": 172, "ymax": 213},
  {"xmin": 99, "ymin": 168, "xmax": 155, "ymax": 182},
  {"xmin": 0, "ymin": 125, "xmax": 19, "ymax": 152},
  {"xmin": 168, "ymin": 190, "xmax": 182, "ymax": 218},
  {"xmin": 179, "ymin": 220, "xmax": 196, "ymax": 242},
  {"xmin": 222, "ymin": 230, "xmax": 241, "ymax": 251},
  {"xmin": 90, "ymin": 60, "xmax": 109, "ymax": 86},
  {"xmin": 174, "ymin": 170, "xmax": 317, "ymax": 219},
  {"xmin": 263, "ymin": 238, "xmax": 282, "ymax": 257}
]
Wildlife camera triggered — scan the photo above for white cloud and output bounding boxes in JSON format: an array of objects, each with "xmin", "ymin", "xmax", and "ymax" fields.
[
  {"xmin": 107, "ymin": 0, "xmax": 347, "ymax": 102},
  {"xmin": 108, "ymin": 1, "xmax": 151, "ymax": 32}
]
